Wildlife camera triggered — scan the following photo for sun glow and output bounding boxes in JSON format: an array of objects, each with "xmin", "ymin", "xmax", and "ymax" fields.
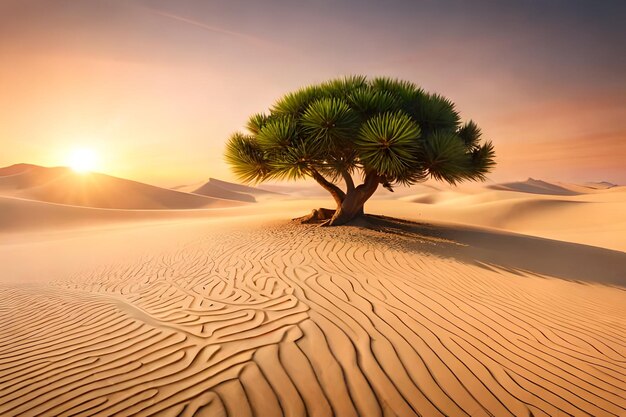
[{"xmin": 67, "ymin": 147, "xmax": 99, "ymax": 173}]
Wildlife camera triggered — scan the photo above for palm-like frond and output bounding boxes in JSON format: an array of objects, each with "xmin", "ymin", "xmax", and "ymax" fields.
[
  {"xmin": 224, "ymin": 133, "xmax": 271, "ymax": 183},
  {"xmin": 246, "ymin": 113, "xmax": 271, "ymax": 135},
  {"xmin": 256, "ymin": 117, "xmax": 297, "ymax": 150},
  {"xmin": 266, "ymin": 141, "xmax": 318, "ymax": 181},
  {"xmin": 457, "ymin": 120, "xmax": 482, "ymax": 150},
  {"xmin": 271, "ymin": 85, "xmax": 323, "ymax": 116},
  {"xmin": 348, "ymin": 89, "xmax": 400, "ymax": 119},
  {"xmin": 465, "ymin": 140, "xmax": 496, "ymax": 181},
  {"xmin": 320, "ymin": 75, "xmax": 368, "ymax": 98},
  {"xmin": 301, "ymin": 98, "xmax": 360, "ymax": 148},
  {"xmin": 313, "ymin": 149, "xmax": 359, "ymax": 182},
  {"xmin": 410, "ymin": 93, "xmax": 461, "ymax": 134},
  {"xmin": 391, "ymin": 166, "xmax": 429, "ymax": 186},
  {"xmin": 370, "ymin": 77, "xmax": 419, "ymax": 101},
  {"xmin": 421, "ymin": 131, "xmax": 468, "ymax": 184},
  {"xmin": 356, "ymin": 112, "xmax": 421, "ymax": 177}
]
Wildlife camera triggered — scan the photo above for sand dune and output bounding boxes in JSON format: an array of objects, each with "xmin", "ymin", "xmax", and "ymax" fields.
[
  {"xmin": 488, "ymin": 178, "xmax": 582, "ymax": 195},
  {"xmin": 173, "ymin": 178, "xmax": 281, "ymax": 203},
  {"xmin": 191, "ymin": 178, "xmax": 282, "ymax": 203},
  {"xmin": 0, "ymin": 216, "xmax": 624, "ymax": 416},
  {"xmin": 203, "ymin": 178, "xmax": 281, "ymax": 197},
  {"xmin": 582, "ymin": 181, "xmax": 618, "ymax": 190},
  {"xmin": 0, "ymin": 164, "xmax": 246, "ymax": 209},
  {"xmin": 395, "ymin": 181, "xmax": 626, "ymax": 252},
  {"xmin": 192, "ymin": 182, "xmax": 256, "ymax": 202},
  {"xmin": 0, "ymin": 195, "xmax": 258, "ymax": 233}
]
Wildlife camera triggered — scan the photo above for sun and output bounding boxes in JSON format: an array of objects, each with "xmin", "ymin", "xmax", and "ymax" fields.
[{"xmin": 67, "ymin": 147, "xmax": 99, "ymax": 173}]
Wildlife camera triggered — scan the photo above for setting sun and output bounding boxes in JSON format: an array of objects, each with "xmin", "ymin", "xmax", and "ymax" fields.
[{"xmin": 67, "ymin": 148, "xmax": 99, "ymax": 173}]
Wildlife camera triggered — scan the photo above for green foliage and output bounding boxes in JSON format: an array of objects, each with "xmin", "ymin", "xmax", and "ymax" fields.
[
  {"xmin": 321, "ymin": 75, "xmax": 368, "ymax": 97},
  {"xmin": 301, "ymin": 98, "xmax": 360, "ymax": 148},
  {"xmin": 370, "ymin": 77, "xmax": 420, "ymax": 103},
  {"xmin": 409, "ymin": 93, "xmax": 461, "ymax": 134},
  {"xmin": 421, "ymin": 131, "xmax": 469, "ymax": 184},
  {"xmin": 256, "ymin": 117, "xmax": 297, "ymax": 150},
  {"xmin": 271, "ymin": 85, "xmax": 323, "ymax": 116},
  {"xmin": 468, "ymin": 141, "xmax": 496, "ymax": 180},
  {"xmin": 246, "ymin": 113, "xmax": 271, "ymax": 134},
  {"xmin": 348, "ymin": 89, "xmax": 399, "ymax": 119},
  {"xmin": 356, "ymin": 112, "xmax": 420, "ymax": 178},
  {"xmin": 225, "ymin": 75, "xmax": 496, "ymax": 191},
  {"xmin": 224, "ymin": 133, "xmax": 270, "ymax": 183},
  {"xmin": 457, "ymin": 120, "xmax": 482, "ymax": 149},
  {"xmin": 268, "ymin": 141, "xmax": 319, "ymax": 181}
]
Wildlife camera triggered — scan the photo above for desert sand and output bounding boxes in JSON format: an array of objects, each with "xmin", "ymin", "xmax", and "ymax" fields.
[
  {"xmin": 0, "ymin": 166, "xmax": 625, "ymax": 416},
  {"xmin": 0, "ymin": 164, "xmax": 248, "ymax": 209}
]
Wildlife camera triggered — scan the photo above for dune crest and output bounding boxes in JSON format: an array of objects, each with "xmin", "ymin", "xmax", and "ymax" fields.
[
  {"xmin": 0, "ymin": 164, "xmax": 247, "ymax": 209},
  {"xmin": 581, "ymin": 181, "xmax": 618, "ymax": 190},
  {"xmin": 394, "ymin": 180, "xmax": 626, "ymax": 251},
  {"xmin": 488, "ymin": 178, "xmax": 582, "ymax": 195},
  {"xmin": 188, "ymin": 178, "xmax": 282, "ymax": 202}
]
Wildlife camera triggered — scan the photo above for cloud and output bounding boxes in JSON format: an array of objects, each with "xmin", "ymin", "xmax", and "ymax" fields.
[{"xmin": 150, "ymin": 9, "xmax": 277, "ymax": 49}]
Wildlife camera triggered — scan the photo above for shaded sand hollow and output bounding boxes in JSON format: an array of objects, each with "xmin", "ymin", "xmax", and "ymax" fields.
[{"xmin": 0, "ymin": 212, "xmax": 625, "ymax": 417}]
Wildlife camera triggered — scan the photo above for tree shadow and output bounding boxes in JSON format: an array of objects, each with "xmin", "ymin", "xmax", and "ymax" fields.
[{"xmin": 349, "ymin": 214, "xmax": 626, "ymax": 287}]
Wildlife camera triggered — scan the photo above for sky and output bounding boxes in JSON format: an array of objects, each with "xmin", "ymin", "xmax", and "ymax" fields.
[{"xmin": 1, "ymin": 0, "xmax": 625, "ymax": 186}]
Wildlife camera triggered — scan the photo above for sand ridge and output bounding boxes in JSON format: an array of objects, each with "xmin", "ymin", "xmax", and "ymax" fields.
[
  {"xmin": 174, "ymin": 178, "xmax": 280, "ymax": 203},
  {"xmin": 392, "ymin": 184, "xmax": 626, "ymax": 252},
  {"xmin": 1, "ymin": 220, "xmax": 624, "ymax": 416},
  {"xmin": 0, "ymin": 164, "xmax": 247, "ymax": 209}
]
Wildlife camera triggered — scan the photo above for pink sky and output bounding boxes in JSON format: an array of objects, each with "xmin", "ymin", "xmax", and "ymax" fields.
[{"xmin": 1, "ymin": 0, "xmax": 624, "ymax": 186}]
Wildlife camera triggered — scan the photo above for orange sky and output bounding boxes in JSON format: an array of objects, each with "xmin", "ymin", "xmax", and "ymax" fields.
[{"xmin": 1, "ymin": 0, "xmax": 625, "ymax": 186}]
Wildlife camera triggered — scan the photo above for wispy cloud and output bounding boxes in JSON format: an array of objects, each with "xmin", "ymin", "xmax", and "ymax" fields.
[{"xmin": 151, "ymin": 9, "xmax": 277, "ymax": 49}]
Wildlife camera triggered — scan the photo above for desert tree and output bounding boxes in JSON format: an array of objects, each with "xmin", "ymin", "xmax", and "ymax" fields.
[{"xmin": 225, "ymin": 75, "xmax": 495, "ymax": 226}]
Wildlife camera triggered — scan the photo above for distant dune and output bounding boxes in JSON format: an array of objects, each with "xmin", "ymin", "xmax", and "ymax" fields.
[
  {"xmin": 192, "ymin": 181, "xmax": 256, "ymax": 202},
  {"xmin": 581, "ymin": 181, "xmax": 618, "ymax": 190},
  {"xmin": 397, "ymin": 179, "xmax": 626, "ymax": 252},
  {"xmin": 487, "ymin": 177, "xmax": 581, "ymax": 195},
  {"xmin": 203, "ymin": 178, "xmax": 281, "ymax": 196},
  {"xmin": 189, "ymin": 178, "xmax": 282, "ymax": 203},
  {"xmin": 0, "ymin": 164, "xmax": 247, "ymax": 210}
]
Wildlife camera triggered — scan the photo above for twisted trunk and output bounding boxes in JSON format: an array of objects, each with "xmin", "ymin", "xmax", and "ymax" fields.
[
  {"xmin": 327, "ymin": 172, "xmax": 379, "ymax": 226},
  {"xmin": 302, "ymin": 168, "xmax": 379, "ymax": 226}
]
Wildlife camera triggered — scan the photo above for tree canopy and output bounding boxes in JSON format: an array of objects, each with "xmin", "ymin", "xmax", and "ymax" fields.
[{"xmin": 225, "ymin": 75, "xmax": 495, "ymax": 225}]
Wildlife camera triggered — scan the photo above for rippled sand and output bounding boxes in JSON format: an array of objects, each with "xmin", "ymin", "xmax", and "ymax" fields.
[{"xmin": 1, "ymin": 217, "xmax": 624, "ymax": 416}]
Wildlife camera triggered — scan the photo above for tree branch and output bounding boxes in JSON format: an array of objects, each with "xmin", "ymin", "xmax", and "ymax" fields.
[
  {"xmin": 354, "ymin": 171, "xmax": 380, "ymax": 204},
  {"xmin": 341, "ymin": 169, "xmax": 355, "ymax": 193},
  {"xmin": 309, "ymin": 168, "xmax": 346, "ymax": 207}
]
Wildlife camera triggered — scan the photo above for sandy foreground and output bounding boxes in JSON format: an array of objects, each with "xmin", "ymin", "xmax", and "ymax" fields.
[{"xmin": 1, "ymin": 176, "xmax": 625, "ymax": 416}]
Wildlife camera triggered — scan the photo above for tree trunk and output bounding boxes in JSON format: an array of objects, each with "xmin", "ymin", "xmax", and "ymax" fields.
[
  {"xmin": 326, "ymin": 172, "xmax": 379, "ymax": 226},
  {"xmin": 298, "ymin": 169, "xmax": 379, "ymax": 226}
]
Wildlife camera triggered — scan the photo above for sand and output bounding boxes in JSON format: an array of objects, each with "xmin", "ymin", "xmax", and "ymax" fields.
[
  {"xmin": 0, "ymin": 164, "xmax": 247, "ymax": 209},
  {"xmin": 0, "ymin": 171, "xmax": 625, "ymax": 416},
  {"xmin": 174, "ymin": 178, "xmax": 280, "ymax": 203},
  {"xmin": 395, "ymin": 179, "xmax": 626, "ymax": 252}
]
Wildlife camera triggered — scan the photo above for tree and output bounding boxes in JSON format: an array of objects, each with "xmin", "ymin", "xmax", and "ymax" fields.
[{"xmin": 225, "ymin": 76, "xmax": 496, "ymax": 226}]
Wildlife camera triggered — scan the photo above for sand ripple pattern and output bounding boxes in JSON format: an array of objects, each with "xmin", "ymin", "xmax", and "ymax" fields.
[{"xmin": 1, "ymin": 225, "xmax": 625, "ymax": 416}]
